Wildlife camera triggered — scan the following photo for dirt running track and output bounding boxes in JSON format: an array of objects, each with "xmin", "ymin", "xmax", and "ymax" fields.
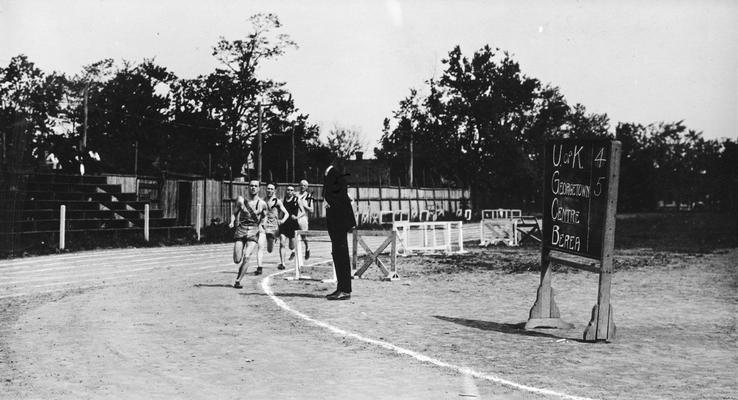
[
  {"xmin": 0, "ymin": 229, "xmax": 736, "ymax": 399},
  {"xmin": 1, "ymin": 237, "xmax": 544, "ymax": 400}
]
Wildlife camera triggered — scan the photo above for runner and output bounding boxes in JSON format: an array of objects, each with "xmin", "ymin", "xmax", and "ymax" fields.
[
  {"xmin": 263, "ymin": 183, "xmax": 289, "ymax": 270},
  {"xmin": 296, "ymin": 179, "xmax": 314, "ymax": 260},
  {"xmin": 280, "ymin": 186, "xmax": 304, "ymax": 265},
  {"xmin": 229, "ymin": 180, "xmax": 267, "ymax": 288}
]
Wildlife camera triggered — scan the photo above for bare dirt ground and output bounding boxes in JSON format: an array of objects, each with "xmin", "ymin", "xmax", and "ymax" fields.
[
  {"xmin": 0, "ymin": 226, "xmax": 736, "ymax": 399},
  {"xmin": 277, "ymin": 246, "xmax": 738, "ymax": 400}
]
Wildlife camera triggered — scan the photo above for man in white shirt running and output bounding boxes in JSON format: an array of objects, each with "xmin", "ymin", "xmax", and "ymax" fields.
[{"xmin": 295, "ymin": 179, "xmax": 314, "ymax": 260}]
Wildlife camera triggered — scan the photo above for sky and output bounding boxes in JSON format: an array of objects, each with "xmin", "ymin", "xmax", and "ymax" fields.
[{"xmin": 2, "ymin": 0, "xmax": 737, "ymax": 151}]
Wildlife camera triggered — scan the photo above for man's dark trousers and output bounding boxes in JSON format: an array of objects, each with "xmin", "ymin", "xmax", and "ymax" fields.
[{"xmin": 328, "ymin": 227, "xmax": 352, "ymax": 293}]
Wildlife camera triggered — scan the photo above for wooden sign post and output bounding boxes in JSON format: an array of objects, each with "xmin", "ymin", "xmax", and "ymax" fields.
[{"xmin": 526, "ymin": 139, "xmax": 621, "ymax": 342}]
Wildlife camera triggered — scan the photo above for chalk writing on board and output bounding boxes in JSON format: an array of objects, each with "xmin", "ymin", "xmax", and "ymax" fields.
[{"xmin": 543, "ymin": 140, "xmax": 612, "ymax": 259}]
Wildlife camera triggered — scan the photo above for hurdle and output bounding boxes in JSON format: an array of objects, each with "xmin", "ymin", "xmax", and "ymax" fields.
[
  {"xmin": 352, "ymin": 229, "xmax": 399, "ymax": 281},
  {"xmin": 393, "ymin": 220, "xmax": 465, "ymax": 256},
  {"xmin": 287, "ymin": 230, "xmax": 336, "ymax": 282},
  {"xmin": 514, "ymin": 215, "xmax": 542, "ymax": 245},
  {"xmin": 455, "ymin": 209, "xmax": 473, "ymax": 221},
  {"xmin": 379, "ymin": 210, "xmax": 409, "ymax": 225},
  {"xmin": 480, "ymin": 209, "xmax": 522, "ymax": 246},
  {"xmin": 287, "ymin": 229, "xmax": 399, "ymax": 282}
]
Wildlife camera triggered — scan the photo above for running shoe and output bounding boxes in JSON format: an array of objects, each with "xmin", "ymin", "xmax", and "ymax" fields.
[
  {"xmin": 277, "ymin": 264, "xmax": 286, "ymax": 270},
  {"xmin": 305, "ymin": 249, "xmax": 310, "ymax": 260},
  {"xmin": 254, "ymin": 267, "xmax": 263, "ymax": 276},
  {"xmin": 234, "ymin": 281, "xmax": 243, "ymax": 289}
]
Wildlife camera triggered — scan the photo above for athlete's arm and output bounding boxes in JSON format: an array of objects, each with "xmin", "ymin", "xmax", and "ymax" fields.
[
  {"xmin": 302, "ymin": 193, "xmax": 314, "ymax": 213},
  {"xmin": 258, "ymin": 200, "xmax": 268, "ymax": 228},
  {"xmin": 229, "ymin": 211, "xmax": 236, "ymax": 228},
  {"xmin": 277, "ymin": 200, "xmax": 289, "ymax": 224},
  {"xmin": 293, "ymin": 203, "xmax": 305, "ymax": 220}
]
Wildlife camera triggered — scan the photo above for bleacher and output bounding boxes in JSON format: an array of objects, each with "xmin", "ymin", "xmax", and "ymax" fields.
[{"xmin": 1, "ymin": 173, "xmax": 194, "ymax": 255}]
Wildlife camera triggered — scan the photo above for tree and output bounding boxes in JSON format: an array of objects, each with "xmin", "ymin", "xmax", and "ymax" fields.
[
  {"xmin": 376, "ymin": 44, "xmax": 626, "ymax": 211},
  {"xmin": 0, "ymin": 55, "xmax": 66, "ymax": 169},
  {"xmin": 199, "ymin": 13, "xmax": 298, "ymax": 175},
  {"xmin": 327, "ymin": 125, "xmax": 365, "ymax": 160},
  {"xmin": 66, "ymin": 59, "xmax": 115, "ymax": 149},
  {"xmin": 79, "ymin": 60, "xmax": 178, "ymax": 174},
  {"xmin": 378, "ymin": 45, "xmax": 560, "ymax": 209},
  {"xmin": 564, "ymin": 104, "xmax": 611, "ymax": 139}
]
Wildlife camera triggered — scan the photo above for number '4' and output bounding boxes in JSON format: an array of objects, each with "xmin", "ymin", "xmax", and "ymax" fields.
[{"xmin": 594, "ymin": 148, "xmax": 606, "ymax": 168}]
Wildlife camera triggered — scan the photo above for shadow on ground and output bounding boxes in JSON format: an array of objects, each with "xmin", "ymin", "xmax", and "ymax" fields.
[
  {"xmin": 433, "ymin": 315, "xmax": 576, "ymax": 340},
  {"xmin": 240, "ymin": 292, "xmax": 326, "ymax": 299},
  {"xmin": 193, "ymin": 283, "xmax": 235, "ymax": 288}
]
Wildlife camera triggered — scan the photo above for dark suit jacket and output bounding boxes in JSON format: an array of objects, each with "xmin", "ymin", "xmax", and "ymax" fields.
[{"xmin": 323, "ymin": 165, "xmax": 356, "ymax": 233}]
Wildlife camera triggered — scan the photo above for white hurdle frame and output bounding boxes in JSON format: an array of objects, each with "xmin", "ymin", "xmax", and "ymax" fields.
[
  {"xmin": 379, "ymin": 210, "xmax": 410, "ymax": 225},
  {"xmin": 288, "ymin": 230, "xmax": 337, "ymax": 282},
  {"xmin": 393, "ymin": 220, "xmax": 465, "ymax": 256},
  {"xmin": 480, "ymin": 209, "xmax": 522, "ymax": 246}
]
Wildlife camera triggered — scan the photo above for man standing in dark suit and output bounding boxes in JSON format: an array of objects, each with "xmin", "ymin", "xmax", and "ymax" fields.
[{"xmin": 323, "ymin": 159, "xmax": 357, "ymax": 301}]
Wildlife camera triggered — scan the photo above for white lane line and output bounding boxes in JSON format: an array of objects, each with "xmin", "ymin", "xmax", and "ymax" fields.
[
  {"xmin": 0, "ymin": 245, "xmax": 302, "ymax": 282},
  {"xmin": 0, "ymin": 246, "xmax": 212, "ymax": 266},
  {"xmin": 261, "ymin": 268, "xmax": 596, "ymax": 400},
  {"xmin": 0, "ymin": 264, "xmax": 231, "ymax": 299},
  {"xmin": 0, "ymin": 261, "xmax": 224, "ymax": 289},
  {"xmin": 0, "ymin": 249, "xmax": 301, "ymax": 294},
  {"xmin": 0, "ymin": 246, "xmax": 230, "ymax": 272},
  {"xmin": 0, "ymin": 250, "xmax": 231, "ymax": 280},
  {"xmin": 0, "ymin": 262, "xmax": 228, "ymax": 292},
  {"xmin": 1, "ymin": 249, "xmax": 287, "ymax": 290}
]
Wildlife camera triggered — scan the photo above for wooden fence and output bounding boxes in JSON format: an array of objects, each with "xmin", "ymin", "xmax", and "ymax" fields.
[{"xmin": 105, "ymin": 175, "xmax": 471, "ymax": 229}]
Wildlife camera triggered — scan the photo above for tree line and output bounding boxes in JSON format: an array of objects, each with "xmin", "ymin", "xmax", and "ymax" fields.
[
  {"xmin": 2, "ymin": 14, "xmax": 735, "ymax": 213},
  {"xmin": 375, "ymin": 45, "xmax": 737, "ymax": 212},
  {"xmin": 0, "ymin": 14, "xmax": 360, "ymax": 184}
]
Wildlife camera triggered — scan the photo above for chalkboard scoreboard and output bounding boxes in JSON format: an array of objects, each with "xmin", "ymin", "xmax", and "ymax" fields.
[{"xmin": 543, "ymin": 140, "xmax": 620, "ymax": 259}]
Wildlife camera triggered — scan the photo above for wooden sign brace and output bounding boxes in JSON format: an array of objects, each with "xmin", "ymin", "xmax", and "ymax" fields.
[{"xmin": 352, "ymin": 230, "xmax": 398, "ymax": 281}]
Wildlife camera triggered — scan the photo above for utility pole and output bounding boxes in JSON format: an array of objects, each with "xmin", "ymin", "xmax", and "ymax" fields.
[
  {"xmin": 409, "ymin": 129, "xmax": 414, "ymax": 187},
  {"xmin": 291, "ymin": 124, "xmax": 295, "ymax": 182},
  {"xmin": 257, "ymin": 103, "xmax": 263, "ymax": 184},
  {"xmin": 134, "ymin": 140, "xmax": 138, "ymax": 176},
  {"xmin": 82, "ymin": 83, "xmax": 89, "ymax": 150},
  {"xmin": 255, "ymin": 93, "xmax": 292, "ymax": 183}
]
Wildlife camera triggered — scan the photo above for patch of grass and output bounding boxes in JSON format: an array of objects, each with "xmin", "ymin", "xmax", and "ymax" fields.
[{"xmin": 615, "ymin": 212, "xmax": 737, "ymax": 252}]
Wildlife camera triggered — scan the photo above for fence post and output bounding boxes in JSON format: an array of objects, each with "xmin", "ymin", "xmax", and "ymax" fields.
[
  {"xmin": 378, "ymin": 185, "xmax": 383, "ymax": 213},
  {"xmin": 144, "ymin": 204, "xmax": 150, "ymax": 242},
  {"xmin": 479, "ymin": 216, "xmax": 484, "ymax": 245},
  {"xmin": 445, "ymin": 222, "xmax": 452, "ymax": 252},
  {"xmin": 59, "ymin": 205, "xmax": 66, "ymax": 250},
  {"xmin": 458, "ymin": 221, "xmax": 464, "ymax": 252},
  {"xmin": 196, "ymin": 201, "xmax": 202, "ymax": 241},
  {"xmin": 431, "ymin": 224, "xmax": 437, "ymax": 248},
  {"xmin": 352, "ymin": 229, "xmax": 358, "ymax": 270},
  {"xmin": 295, "ymin": 232, "xmax": 303, "ymax": 279}
]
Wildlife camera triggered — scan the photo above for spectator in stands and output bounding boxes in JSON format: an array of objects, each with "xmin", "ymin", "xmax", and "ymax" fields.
[
  {"xmin": 87, "ymin": 149, "xmax": 101, "ymax": 174},
  {"xmin": 44, "ymin": 150, "xmax": 60, "ymax": 170}
]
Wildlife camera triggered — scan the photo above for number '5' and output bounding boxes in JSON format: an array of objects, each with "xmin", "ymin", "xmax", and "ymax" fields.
[{"xmin": 594, "ymin": 177, "xmax": 605, "ymax": 196}]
